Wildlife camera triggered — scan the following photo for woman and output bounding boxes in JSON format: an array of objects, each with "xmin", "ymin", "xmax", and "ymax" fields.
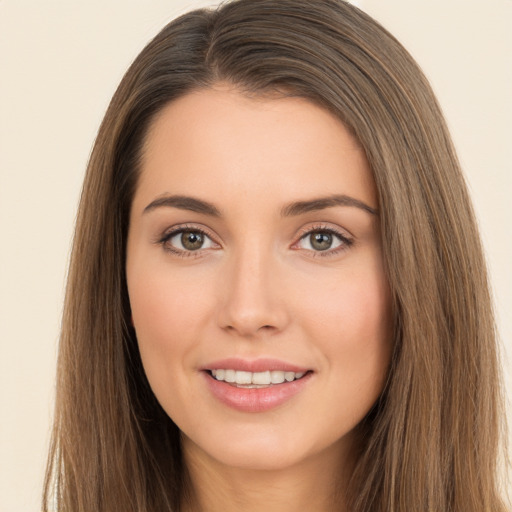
[{"xmin": 43, "ymin": 0, "xmax": 508, "ymax": 510}]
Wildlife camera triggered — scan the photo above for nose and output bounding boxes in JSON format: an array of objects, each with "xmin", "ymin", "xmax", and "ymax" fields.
[{"xmin": 217, "ymin": 246, "xmax": 289, "ymax": 338}]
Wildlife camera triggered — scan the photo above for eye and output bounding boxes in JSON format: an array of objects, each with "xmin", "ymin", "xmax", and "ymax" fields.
[
  {"xmin": 295, "ymin": 227, "xmax": 353, "ymax": 255},
  {"xmin": 159, "ymin": 227, "xmax": 218, "ymax": 255}
]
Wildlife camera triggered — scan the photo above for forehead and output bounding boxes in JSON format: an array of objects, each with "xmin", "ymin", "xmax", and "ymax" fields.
[{"xmin": 135, "ymin": 86, "xmax": 377, "ymax": 214}]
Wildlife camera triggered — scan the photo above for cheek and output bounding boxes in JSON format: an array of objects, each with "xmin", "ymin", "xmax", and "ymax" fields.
[
  {"xmin": 298, "ymin": 261, "xmax": 393, "ymax": 400},
  {"xmin": 328, "ymin": 293, "xmax": 391, "ymax": 429},
  {"xmin": 127, "ymin": 267, "xmax": 214, "ymax": 393},
  {"xmin": 301, "ymin": 261, "xmax": 391, "ymax": 340},
  {"xmin": 127, "ymin": 267, "xmax": 217, "ymax": 427},
  {"xmin": 128, "ymin": 261, "xmax": 216, "ymax": 341}
]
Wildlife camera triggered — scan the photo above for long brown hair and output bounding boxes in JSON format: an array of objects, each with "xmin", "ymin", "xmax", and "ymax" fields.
[{"xmin": 43, "ymin": 0, "xmax": 508, "ymax": 510}]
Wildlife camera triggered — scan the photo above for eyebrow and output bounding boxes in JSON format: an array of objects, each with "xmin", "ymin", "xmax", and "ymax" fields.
[
  {"xmin": 143, "ymin": 193, "xmax": 377, "ymax": 217},
  {"xmin": 143, "ymin": 195, "xmax": 221, "ymax": 216},
  {"xmin": 281, "ymin": 194, "xmax": 377, "ymax": 216}
]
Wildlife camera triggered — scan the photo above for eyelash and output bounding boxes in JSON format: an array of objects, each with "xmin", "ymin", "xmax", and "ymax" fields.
[
  {"xmin": 157, "ymin": 223, "xmax": 354, "ymax": 259},
  {"xmin": 293, "ymin": 224, "xmax": 354, "ymax": 258},
  {"xmin": 157, "ymin": 224, "xmax": 218, "ymax": 259}
]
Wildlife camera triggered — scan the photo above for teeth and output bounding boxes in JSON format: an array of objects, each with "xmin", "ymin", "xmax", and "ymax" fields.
[
  {"xmin": 252, "ymin": 371, "xmax": 271, "ymax": 385},
  {"xmin": 210, "ymin": 369, "xmax": 307, "ymax": 386},
  {"xmin": 271, "ymin": 371, "xmax": 285, "ymax": 384},
  {"xmin": 224, "ymin": 369, "xmax": 236, "ymax": 383},
  {"xmin": 235, "ymin": 371, "xmax": 252, "ymax": 384}
]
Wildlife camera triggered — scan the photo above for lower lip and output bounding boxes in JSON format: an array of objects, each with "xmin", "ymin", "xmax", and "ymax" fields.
[{"xmin": 203, "ymin": 371, "xmax": 313, "ymax": 413}]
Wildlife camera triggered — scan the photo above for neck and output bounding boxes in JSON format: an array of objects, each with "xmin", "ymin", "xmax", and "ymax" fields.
[{"xmin": 180, "ymin": 437, "xmax": 354, "ymax": 512}]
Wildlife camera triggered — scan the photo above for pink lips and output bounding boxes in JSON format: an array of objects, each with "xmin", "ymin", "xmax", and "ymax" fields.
[
  {"xmin": 204, "ymin": 358, "xmax": 309, "ymax": 374},
  {"xmin": 201, "ymin": 358, "xmax": 313, "ymax": 413}
]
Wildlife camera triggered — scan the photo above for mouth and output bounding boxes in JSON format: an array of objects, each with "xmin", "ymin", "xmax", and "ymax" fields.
[
  {"xmin": 207, "ymin": 369, "xmax": 310, "ymax": 388},
  {"xmin": 202, "ymin": 360, "xmax": 314, "ymax": 412}
]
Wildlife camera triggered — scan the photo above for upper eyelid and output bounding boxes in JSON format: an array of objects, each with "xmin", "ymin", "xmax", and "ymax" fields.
[
  {"xmin": 157, "ymin": 225, "xmax": 220, "ymax": 257},
  {"xmin": 295, "ymin": 223, "xmax": 353, "ymax": 240},
  {"xmin": 159, "ymin": 223, "xmax": 218, "ymax": 242},
  {"xmin": 292, "ymin": 223, "xmax": 354, "ymax": 254}
]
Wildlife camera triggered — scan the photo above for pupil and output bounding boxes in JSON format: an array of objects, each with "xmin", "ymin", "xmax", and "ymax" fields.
[
  {"xmin": 311, "ymin": 232, "xmax": 332, "ymax": 251},
  {"xmin": 181, "ymin": 231, "xmax": 203, "ymax": 250}
]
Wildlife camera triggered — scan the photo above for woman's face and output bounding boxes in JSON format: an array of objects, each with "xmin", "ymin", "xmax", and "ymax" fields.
[{"xmin": 126, "ymin": 86, "xmax": 392, "ymax": 472}]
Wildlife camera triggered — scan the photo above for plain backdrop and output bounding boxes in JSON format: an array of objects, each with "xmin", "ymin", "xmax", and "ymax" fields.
[{"xmin": 1, "ymin": 1, "xmax": 511, "ymax": 510}]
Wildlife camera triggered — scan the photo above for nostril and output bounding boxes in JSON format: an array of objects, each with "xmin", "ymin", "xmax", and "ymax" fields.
[{"xmin": 223, "ymin": 323, "xmax": 277, "ymax": 335}]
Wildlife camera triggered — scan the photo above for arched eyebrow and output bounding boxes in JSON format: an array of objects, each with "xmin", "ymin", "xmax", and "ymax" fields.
[
  {"xmin": 142, "ymin": 193, "xmax": 377, "ymax": 217},
  {"xmin": 281, "ymin": 194, "xmax": 378, "ymax": 216},
  {"xmin": 143, "ymin": 195, "xmax": 221, "ymax": 217}
]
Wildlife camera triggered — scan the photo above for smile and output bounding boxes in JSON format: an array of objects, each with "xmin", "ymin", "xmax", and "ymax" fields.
[
  {"xmin": 210, "ymin": 369, "xmax": 306, "ymax": 387},
  {"xmin": 203, "ymin": 362, "xmax": 313, "ymax": 412}
]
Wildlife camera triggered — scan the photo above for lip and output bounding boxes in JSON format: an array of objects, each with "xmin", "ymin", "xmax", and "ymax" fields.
[
  {"xmin": 201, "ymin": 358, "xmax": 313, "ymax": 413},
  {"xmin": 202, "ymin": 358, "xmax": 310, "ymax": 373}
]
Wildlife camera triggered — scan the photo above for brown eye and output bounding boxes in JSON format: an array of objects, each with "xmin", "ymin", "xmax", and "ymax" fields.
[
  {"xmin": 162, "ymin": 228, "xmax": 216, "ymax": 254},
  {"xmin": 309, "ymin": 232, "xmax": 333, "ymax": 251},
  {"xmin": 295, "ymin": 228, "xmax": 351, "ymax": 255},
  {"xmin": 181, "ymin": 231, "xmax": 204, "ymax": 251}
]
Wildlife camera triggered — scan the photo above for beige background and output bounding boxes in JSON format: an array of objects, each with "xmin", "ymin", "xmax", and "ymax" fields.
[{"xmin": 0, "ymin": 1, "xmax": 510, "ymax": 510}]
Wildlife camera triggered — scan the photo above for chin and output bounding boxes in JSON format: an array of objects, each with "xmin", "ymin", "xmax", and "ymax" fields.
[{"xmin": 182, "ymin": 421, "xmax": 349, "ymax": 474}]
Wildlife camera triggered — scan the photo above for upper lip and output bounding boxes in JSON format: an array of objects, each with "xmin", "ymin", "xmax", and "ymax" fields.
[{"xmin": 202, "ymin": 358, "xmax": 311, "ymax": 373}]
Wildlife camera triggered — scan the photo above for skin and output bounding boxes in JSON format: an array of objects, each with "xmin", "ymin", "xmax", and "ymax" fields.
[{"xmin": 126, "ymin": 85, "xmax": 393, "ymax": 512}]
